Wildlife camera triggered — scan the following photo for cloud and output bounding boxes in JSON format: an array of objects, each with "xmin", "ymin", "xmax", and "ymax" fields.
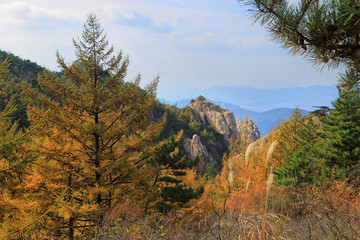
[
  {"xmin": 111, "ymin": 9, "xmax": 173, "ymax": 33},
  {"xmin": 0, "ymin": 0, "xmax": 339, "ymax": 93}
]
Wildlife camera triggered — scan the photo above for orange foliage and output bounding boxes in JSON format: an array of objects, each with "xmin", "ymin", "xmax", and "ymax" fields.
[{"xmin": 195, "ymin": 129, "xmax": 282, "ymax": 215}]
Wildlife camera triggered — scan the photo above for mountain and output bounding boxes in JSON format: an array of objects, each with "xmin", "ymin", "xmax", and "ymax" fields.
[
  {"xmin": 158, "ymin": 85, "xmax": 338, "ymax": 112},
  {"xmin": 0, "ymin": 49, "xmax": 44, "ymax": 87},
  {"xmin": 159, "ymin": 99, "xmax": 309, "ymax": 136},
  {"xmin": 0, "ymin": 49, "xmax": 50, "ymax": 127},
  {"xmin": 0, "ymin": 49, "xmax": 306, "ymax": 176},
  {"xmin": 188, "ymin": 96, "xmax": 240, "ymax": 144},
  {"xmin": 158, "ymin": 84, "xmax": 336, "ymax": 135},
  {"xmin": 245, "ymin": 108, "xmax": 309, "ymax": 135},
  {"xmin": 157, "ymin": 98, "xmax": 191, "ymax": 108},
  {"xmin": 216, "ymin": 101, "xmax": 309, "ymax": 135},
  {"xmin": 153, "ymin": 97, "xmax": 261, "ymax": 174},
  {"xmin": 0, "ymin": 49, "xmax": 320, "ymax": 138}
]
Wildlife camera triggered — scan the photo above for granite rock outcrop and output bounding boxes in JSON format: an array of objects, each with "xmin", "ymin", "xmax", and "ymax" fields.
[
  {"xmin": 170, "ymin": 97, "xmax": 261, "ymax": 175},
  {"xmin": 236, "ymin": 118, "xmax": 260, "ymax": 143},
  {"xmin": 183, "ymin": 134, "xmax": 214, "ymax": 174},
  {"xmin": 188, "ymin": 97, "xmax": 240, "ymax": 144}
]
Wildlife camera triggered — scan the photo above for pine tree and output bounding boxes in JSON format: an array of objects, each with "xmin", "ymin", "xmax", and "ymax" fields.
[
  {"xmin": 136, "ymin": 132, "xmax": 203, "ymax": 214},
  {"xmin": 25, "ymin": 13, "xmax": 164, "ymax": 239},
  {"xmin": 320, "ymin": 88, "xmax": 360, "ymax": 182},
  {"xmin": 239, "ymin": 0, "xmax": 360, "ymax": 88},
  {"xmin": 239, "ymin": 0, "xmax": 360, "ymax": 189},
  {"xmin": 275, "ymin": 116, "xmax": 325, "ymax": 187}
]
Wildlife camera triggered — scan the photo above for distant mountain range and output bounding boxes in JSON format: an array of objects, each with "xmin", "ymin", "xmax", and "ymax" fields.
[
  {"xmin": 159, "ymin": 98, "xmax": 310, "ymax": 135},
  {"xmin": 158, "ymin": 84, "xmax": 338, "ymax": 135},
  {"xmin": 216, "ymin": 102, "xmax": 309, "ymax": 135},
  {"xmin": 0, "ymin": 48, "xmax": 335, "ymax": 136},
  {"xmin": 158, "ymin": 85, "xmax": 338, "ymax": 112}
]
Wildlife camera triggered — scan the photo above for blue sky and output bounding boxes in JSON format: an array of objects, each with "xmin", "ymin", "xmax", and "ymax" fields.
[{"xmin": 0, "ymin": 0, "xmax": 340, "ymax": 97}]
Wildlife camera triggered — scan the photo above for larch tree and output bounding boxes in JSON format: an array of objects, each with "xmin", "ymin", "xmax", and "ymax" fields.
[
  {"xmin": 273, "ymin": 108, "xmax": 305, "ymax": 168},
  {"xmin": 0, "ymin": 59, "xmax": 28, "ymax": 127},
  {"xmin": 0, "ymin": 58, "xmax": 35, "ymax": 190},
  {"xmin": 25, "ymin": 13, "xmax": 164, "ymax": 239},
  {"xmin": 0, "ymin": 59, "xmax": 36, "ymax": 238}
]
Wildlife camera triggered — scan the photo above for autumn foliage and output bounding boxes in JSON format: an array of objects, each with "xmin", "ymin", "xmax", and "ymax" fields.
[{"xmin": 1, "ymin": 13, "xmax": 360, "ymax": 240}]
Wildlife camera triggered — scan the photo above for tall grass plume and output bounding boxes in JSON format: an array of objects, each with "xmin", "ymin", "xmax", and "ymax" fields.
[
  {"xmin": 245, "ymin": 142, "xmax": 255, "ymax": 167},
  {"xmin": 265, "ymin": 140, "xmax": 277, "ymax": 166}
]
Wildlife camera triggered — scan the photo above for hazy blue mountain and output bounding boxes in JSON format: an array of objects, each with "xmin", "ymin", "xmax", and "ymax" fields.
[
  {"xmin": 214, "ymin": 101, "xmax": 258, "ymax": 117},
  {"xmin": 158, "ymin": 98, "xmax": 310, "ymax": 136},
  {"xmin": 157, "ymin": 98, "xmax": 191, "ymax": 108},
  {"xmin": 157, "ymin": 85, "xmax": 334, "ymax": 135},
  {"xmin": 210, "ymin": 101, "xmax": 309, "ymax": 135},
  {"xmin": 158, "ymin": 85, "xmax": 338, "ymax": 112},
  {"xmin": 245, "ymin": 108, "xmax": 309, "ymax": 135}
]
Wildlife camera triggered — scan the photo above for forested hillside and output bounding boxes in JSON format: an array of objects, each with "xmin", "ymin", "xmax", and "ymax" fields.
[
  {"xmin": 0, "ymin": 50, "xmax": 62, "ymax": 127},
  {"xmin": 1, "ymin": 9, "xmax": 360, "ymax": 239},
  {"xmin": 0, "ymin": 50, "xmax": 41, "ymax": 85}
]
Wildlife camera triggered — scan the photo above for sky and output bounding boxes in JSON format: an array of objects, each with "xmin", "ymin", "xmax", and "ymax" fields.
[{"xmin": 0, "ymin": 0, "xmax": 341, "ymax": 98}]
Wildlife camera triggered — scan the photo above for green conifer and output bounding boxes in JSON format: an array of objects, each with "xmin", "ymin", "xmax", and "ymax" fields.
[
  {"xmin": 275, "ymin": 116, "xmax": 325, "ymax": 187},
  {"xmin": 138, "ymin": 133, "xmax": 203, "ymax": 214},
  {"xmin": 320, "ymin": 88, "xmax": 360, "ymax": 182},
  {"xmin": 239, "ymin": 0, "xmax": 360, "ymax": 87}
]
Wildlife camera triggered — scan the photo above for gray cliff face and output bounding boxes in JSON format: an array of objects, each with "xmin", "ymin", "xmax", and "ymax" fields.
[
  {"xmin": 189, "ymin": 98, "xmax": 239, "ymax": 143},
  {"xmin": 236, "ymin": 119, "xmax": 260, "ymax": 143},
  {"xmin": 183, "ymin": 134, "xmax": 213, "ymax": 174},
  {"xmin": 181, "ymin": 98, "xmax": 261, "ymax": 175}
]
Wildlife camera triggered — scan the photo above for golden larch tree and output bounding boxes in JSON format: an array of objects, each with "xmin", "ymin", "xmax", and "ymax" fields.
[{"xmin": 25, "ymin": 13, "xmax": 164, "ymax": 239}]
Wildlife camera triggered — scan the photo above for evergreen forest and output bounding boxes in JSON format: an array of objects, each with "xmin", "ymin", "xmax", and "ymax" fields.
[{"xmin": 1, "ymin": 5, "xmax": 360, "ymax": 239}]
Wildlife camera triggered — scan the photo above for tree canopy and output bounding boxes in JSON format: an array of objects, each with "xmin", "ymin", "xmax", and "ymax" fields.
[
  {"xmin": 239, "ymin": 0, "xmax": 360, "ymax": 88},
  {"xmin": 23, "ymin": 13, "xmax": 164, "ymax": 239}
]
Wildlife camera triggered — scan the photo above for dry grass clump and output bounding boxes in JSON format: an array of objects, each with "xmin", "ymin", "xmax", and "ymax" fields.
[
  {"xmin": 93, "ymin": 204, "xmax": 360, "ymax": 240},
  {"xmin": 93, "ymin": 180, "xmax": 360, "ymax": 240},
  {"xmin": 288, "ymin": 182, "xmax": 360, "ymax": 239},
  {"xmin": 96, "ymin": 210, "xmax": 289, "ymax": 239}
]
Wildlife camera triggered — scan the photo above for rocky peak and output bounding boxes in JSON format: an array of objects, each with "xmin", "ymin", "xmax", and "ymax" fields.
[
  {"xmin": 236, "ymin": 118, "xmax": 260, "ymax": 143},
  {"xmin": 189, "ymin": 96, "xmax": 240, "ymax": 143},
  {"xmin": 183, "ymin": 134, "xmax": 214, "ymax": 174}
]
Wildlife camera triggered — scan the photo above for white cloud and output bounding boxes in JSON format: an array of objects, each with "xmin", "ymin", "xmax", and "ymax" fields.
[{"xmin": 0, "ymin": 0, "xmax": 339, "ymax": 93}]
